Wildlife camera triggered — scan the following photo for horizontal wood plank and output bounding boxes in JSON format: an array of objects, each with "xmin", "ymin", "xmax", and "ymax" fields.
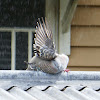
[
  {"xmin": 78, "ymin": 0, "xmax": 100, "ymax": 6},
  {"xmin": 68, "ymin": 66, "xmax": 100, "ymax": 71},
  {"xmin": 71, "ymin": 26, "xmax": 100, "ymax": 46},
  {"xmin": 71, "ymin": 7, "xmax": 100, "ymax": 25},
  {"xmin": 68, "ymin": 47, "xmax": 100, "ymax": 66}
]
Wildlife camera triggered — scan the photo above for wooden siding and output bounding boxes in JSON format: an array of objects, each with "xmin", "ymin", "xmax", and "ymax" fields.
[
  {"xmin": 71, "ymin": 7, "xmax": 100, "ymax": 26},
  {"xmin": 78, "ymin": 0, "xmax": 100, "ymax": 6},
  {"xmin": 68, "ymin": 66, "xmax": 100, "ymax": 71},
  {"xmin": 71, "ymin": 27, "xmax": 100, "ymax": 46},
  {"xmin": 69, "ymin": 0, "xmax": 100, "ymax": 71},
  {"xmin": 69, "ymin": 47, "xmax": 100, "ymax": 66}
]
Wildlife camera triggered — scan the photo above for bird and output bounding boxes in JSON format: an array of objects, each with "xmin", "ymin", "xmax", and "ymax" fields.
[{"xmin": 26, "ymin": 18, "xmax": 69, "ymax": 74}]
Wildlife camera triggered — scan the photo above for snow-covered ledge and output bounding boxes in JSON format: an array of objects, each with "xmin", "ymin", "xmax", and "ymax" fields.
[{"xmin": 0, "ymin": 70, "xmax": 100, "ymax": 90}]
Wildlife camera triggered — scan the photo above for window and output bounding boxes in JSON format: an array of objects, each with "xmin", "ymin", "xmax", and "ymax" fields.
[
  {"xmin": 0, "ymin": 32, "xmax": 11, "ymax": 69},
  {"xmin": 0, "ymin": 0, "xmax": 45, "ymax": 70}
]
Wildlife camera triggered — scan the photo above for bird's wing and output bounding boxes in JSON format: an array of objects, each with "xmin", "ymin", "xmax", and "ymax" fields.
[{"xmin": 34, "ymin": 18, "xmax": 56, "ymax": 60}]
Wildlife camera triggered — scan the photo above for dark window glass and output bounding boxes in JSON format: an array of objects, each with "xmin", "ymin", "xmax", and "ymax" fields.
[
  {"xmin": 0, "ymin": 32, "xmax": 11, "ymax": 70},
  {"xmin": 16, "ymin": 32, "xmax": 28, "ymax": 70}
]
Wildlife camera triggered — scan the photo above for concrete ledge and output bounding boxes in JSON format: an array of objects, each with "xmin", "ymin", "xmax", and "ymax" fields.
[
  {"xmin": 0, "ymin": 70, "xmax": 100, "ymax": 90},
  {"xmin": 0, "ymin": 70, "xmax": 100, "ymax": 80}
]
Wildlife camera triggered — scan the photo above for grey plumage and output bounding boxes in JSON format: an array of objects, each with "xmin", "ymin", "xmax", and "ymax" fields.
[
  {"xmin": 34, "ymin": 18, "xmax": 56, "ymax": 60},
  {"xmin": 26, "ymin": 18, "xmax": 69, "ymax": 74}
]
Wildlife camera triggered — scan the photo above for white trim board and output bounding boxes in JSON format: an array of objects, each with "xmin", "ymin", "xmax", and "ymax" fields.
[{"xmin": 45, "ymin": 0, "xmax": 78, "ymax": 55}]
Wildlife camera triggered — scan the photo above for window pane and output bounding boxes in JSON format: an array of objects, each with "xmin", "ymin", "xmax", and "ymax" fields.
[
  {"xmin": 16, "ymin": 32, "xmax": 28, "ymax": 70},
  {"xmin": 0, "ymin": 32, "xmax": 11, "ymax": 70}
]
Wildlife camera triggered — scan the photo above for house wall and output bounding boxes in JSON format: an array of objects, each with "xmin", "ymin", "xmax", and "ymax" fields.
[{"xmin": 68, "ymin": 0, "xmax": 100, "ymax": 71}]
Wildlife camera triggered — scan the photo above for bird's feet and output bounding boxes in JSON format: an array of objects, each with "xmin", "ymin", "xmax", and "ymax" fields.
[{"xmin": 64, "ymin": 69, "xmax": 70, "ymax": 72}]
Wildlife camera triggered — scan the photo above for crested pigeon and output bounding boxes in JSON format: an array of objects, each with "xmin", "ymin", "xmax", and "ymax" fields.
[{"xmin": 26, "ymin": 18, "xmax": 69, "ymax": 74}]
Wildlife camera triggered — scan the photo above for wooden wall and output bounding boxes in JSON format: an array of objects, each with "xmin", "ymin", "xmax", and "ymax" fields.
[{"xmin": 68, "ymin": 0, "xmax": 100, "ymax": 71}]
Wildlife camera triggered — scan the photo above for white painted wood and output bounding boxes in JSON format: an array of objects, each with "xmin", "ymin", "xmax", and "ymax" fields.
[
  {"xmin": 59, "ymin": 0, "xmax": 78, "ymax": 55},
  {"xmin": 45, "ymin": 0, "xmax": 59, "ymax": 52},
  {"xmin": 0, "ymin": 27, "xmax": 35, "ymax": 32},
  {"xmin": 28, "ymin": 31, "xmax": 33, "ymax": 62},
  {"xmin": 59, "ymin": 25, "xmax": 71, "ymax": 55},
  {"xmin": 11, "ymin": 30, "xmax": 16, "ymax": 70},
  {"xmin": 59, "ymin": 0, "xmax": 70, "ymax": 55},
  {"xmin": 62, "ymin": 0, "xmax": 78, "ymax": 33}
]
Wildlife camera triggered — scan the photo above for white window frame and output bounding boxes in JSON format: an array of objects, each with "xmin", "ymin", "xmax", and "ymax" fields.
[{"xmin": 0, "ymin": 27, "xmax": 35, "ymax": 70}]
